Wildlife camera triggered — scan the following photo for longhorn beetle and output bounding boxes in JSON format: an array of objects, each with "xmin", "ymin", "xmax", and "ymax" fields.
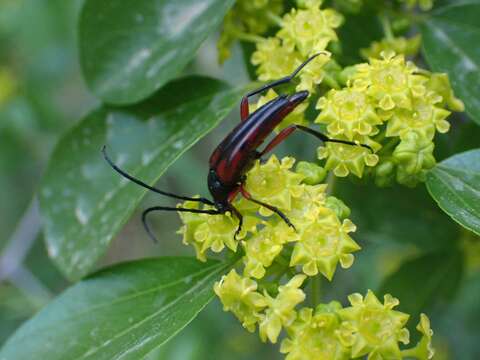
[{"xmin": 103, "ymin": 53, "xmax": 371, "ymax": 242}]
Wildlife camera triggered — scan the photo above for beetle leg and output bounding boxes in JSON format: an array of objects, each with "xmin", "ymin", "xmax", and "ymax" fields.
[
  {"xmin": 257, "ymin": 125, "xmax": 373, "ymax": 158},
  {"xmin": 239, "ymin": 52, "xmax": 326, "ymax": 122},
  {"xmin": 239, "ymin": 185, "xmax": 296, "ymax": 231},
  {"xmin": 142, "ymin": 206, "xmax": 222, "ymax": 243},
  {"xmin": 227, "ymin": 203, "xmax": 244, "ymax": 240},
  {"xmin": 240, "ymin": 96, "xmax": 250, "ymax": 121}
]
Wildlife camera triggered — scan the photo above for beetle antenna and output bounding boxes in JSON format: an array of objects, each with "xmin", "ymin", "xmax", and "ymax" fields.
[
  {"xmin": 295, "ymin": 125, "xmax": 373, "ymax": 152},
  {"xmin": 245, "ymin": 51, "xmax": 329, "ymax": 99},
  {"xmin": 102, "ymin": 146, "xmax": 214, "ymax": 205},
  {"xmin": 142, "ymin": 206, "xmax": 222, "ymax": 243}
]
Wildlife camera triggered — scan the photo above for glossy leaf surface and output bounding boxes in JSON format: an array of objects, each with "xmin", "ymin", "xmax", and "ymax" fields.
[
  {"xmin": 79, "ymin": 0, "xmax": 236, "ymax": 104},
  {"xmin": 427, "ymin": 149, "xmax": 480, "ymax": 236},
  {"xmin": 422, "ymin": 3, "xmax": 480, "ymax": 124},
  {"xmin": 0, "ymin": 257, "xmax": 232, "ymax": 360}
]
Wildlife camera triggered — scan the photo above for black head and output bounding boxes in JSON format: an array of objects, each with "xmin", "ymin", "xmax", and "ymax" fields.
[{"xmin": 208, "ymin": 169, "xmax": 235, "ymax": 205}]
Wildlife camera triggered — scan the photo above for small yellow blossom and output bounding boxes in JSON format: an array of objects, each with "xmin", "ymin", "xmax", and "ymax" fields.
[
  {"xmin": 244, "ymin": 155, "xmax": 304, "ymax": 215},
  {"xmin": 316, "ymin": 87, "xmax": 382, "ymax": 140},
  {"xmin": 295, "ymin": 161, "xmax": 327, "ymax": 185},
  {"xmin": 386, "ymin": 92, "xmax": 451, "ymax": 140},
  {"xmin": 214, "ymin": 270, "xmax": 267, "ymax": 332},
  {"xmin": 252, "ymin": 38, "xmax": 302, "ymax": 81},
  {"xmin": 288, "ymin": 183, "xmax": 328, "ymax": 224},
  {"xmin": 177, "ymin": 201, "xmax": 256, "ymax": 261},
  {"xmin": 426, "ymin": 72, "xmax": 465, "ymax": 112},
  {"xmin": 290, "ymin": 215, "xmax": 360, "ymax": 280},
  {"xmin": 352, "ymin": 51, "xmax": 427, "ymax": 112},
  {"xmin": 281, "ymin": 302, "xmax": 349, "ymax": 360},
  {"xmin": 243, "ymin": 221, "xmax": 296, "ymax": 279},
  {"xmin": 337, "ymin": 290, "xmax": 410, "ymax": 359},
  {"xmin": 296, "ymin": 52, "xmax": 331, "ymax": 93},
  {"xmin": 318, "ymin": 141, "xmax": 379, "ymax": 178},
  {"xmin": 278, "ymin": 3, "xmax": 343, "ymax": 56},
  {"xmin": 402, "ymin": 314, "xmax": 435, "ymax": 359},
  {"xmin": 259, "ymin": 275, "xmax": 307, "ymax": 343},
  {"xmin": 325, "ymin": 196, "xmax": 351, "ymax": 219}
]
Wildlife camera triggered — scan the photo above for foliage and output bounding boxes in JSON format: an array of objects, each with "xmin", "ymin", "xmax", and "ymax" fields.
[{"xmin": 1, "ymin": 0, "xmax": 480, "ymax": 359}]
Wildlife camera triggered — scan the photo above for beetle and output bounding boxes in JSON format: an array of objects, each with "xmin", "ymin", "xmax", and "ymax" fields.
[{"xmin": 103, "ymin": 53, "xmax": 371, "ymax": 242}]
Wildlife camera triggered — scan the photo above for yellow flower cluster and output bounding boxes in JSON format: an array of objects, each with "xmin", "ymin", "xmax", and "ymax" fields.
[
  {"xmin": 316, "ymin": 51, "xmax": 464, "ymax": 185},
  {"xmin": 177, "ymin": 156, "xmax": 435, "ymax": 358},
  {"xmin": 215, "ymin": 274, "xmax": 435, "ymax": 360},
  {"xmin": 179, "ymin": 155, "xmax": 360, "ymax": 280},
  {"xmin": 251, "ymin": 0, "xmax": 342, "ymax": 94},
  {"xmin": 218, "ymin": 0, "xmax": 458, "ymax": 187}
]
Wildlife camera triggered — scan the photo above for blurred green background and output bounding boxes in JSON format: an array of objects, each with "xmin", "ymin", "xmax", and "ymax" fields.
[{"xmin": 0, "ymin": 1, "xmax": 479, "ymax": 359}]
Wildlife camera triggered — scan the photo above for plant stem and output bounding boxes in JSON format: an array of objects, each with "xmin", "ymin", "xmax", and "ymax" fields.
[
  {"xmin": 231, "ymin": 30, "xmax": 265, "ymax": 44},
  {"xmin": 311, "ymin": 275, "xmax": 321, "ymax": 307},
  {"xmin": 379, "ymin": 13, "xmax": 394, "ymax": 41},
  {"xmin": 326, "ymin": 170, "xmax": 337, "ymax": 196},
  {"xmin": 266, "ymin": 10, "xmax": 284, "ymax": 27}
]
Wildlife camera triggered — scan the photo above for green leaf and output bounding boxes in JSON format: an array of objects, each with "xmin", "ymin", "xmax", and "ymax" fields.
[
  {"xmin": 378, "ymin": 250, "xmax": 464, "ymax": 323},
  {"xmin": 79, "ymin": 0, "xmax": 236, "ymax": 105},
  {"xmin": 421, "ymin": 3, "xmax": 480, "ymax": 124},
  {"xmin": 0, "ymin": 257, "xmax": 232, "ymax": 360},
  {"xmin": 426, "ymin": 149, "xmax": 480, "ymax": 236},
  {"xmin": 336, "ymin": 181, "xmax": 459, "ymax": 251},
  {"xmin": 39, "ymin": 76, "xmax": 244, "ymax": 281}
]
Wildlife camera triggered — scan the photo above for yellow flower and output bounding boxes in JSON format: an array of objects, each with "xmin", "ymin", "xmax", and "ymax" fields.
[
  {"xmin": 290, "ymin": 215, "xmax": 360, "ymax": 280},
  {"xmin": 325, "ymin": 196, "xmax": 351, "ymax": 220},
  {"xmin": 244, "ymin": 155, "xmax": 304, "ymax": 215},
  {"xmin": 402, "ymin": 314, "xmax": 435, "ymax": 359},
  {"xmin": 278, "ymin": 3, "xmax": 343, "ymax": 56},
  {"xmin": 337, "ymin": 290, "xmax": 410, "ymax": 359},
  {"xmin": 426, "ymin": 72, "xmax": 465, "ymax": 112},
  {"xmin": 352, "ymin": 51, "xmax": 427, "ymax": 112},
  {"xmin": 177, "ymin": 201, "xmax": 256, "ymax": 261},
  {"xmin": 295, "ymin": 161, "xmax": 327, "ymax": 185},
  {"xmin": 317, "ymin": 140, "xmax": 380, "ymax": 178},
  {"xmin": 386, "ymin": 91, "xmax": 451, "ymax": 140},
  {"xmin": 252, "ymin": 38, "xmax": 302, "ymax": 81},
  {"xmin": 287, "ymin": 183, "xmax": 328, "ymax": 226},
  {"xmin": 281, "ymin": 302, "xmax": 350, "ymax": 360},
  {"xmin": 214, "ymin": 270, "xmax": 267, "ymax": 332},
  {"xmin": 296, "ymin": 52, "xmax": 332, "ymax": 93},
  {"xmin": 316, "ymin": 87, "xmax": 382, "ymax": 140},
  {"xmin": 243, "ymin": 221, "xmax": 296, "ymax": 279},
  {"xmin": 259, "ymin": 275, "xmax": 307, "ymax": 343}
]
